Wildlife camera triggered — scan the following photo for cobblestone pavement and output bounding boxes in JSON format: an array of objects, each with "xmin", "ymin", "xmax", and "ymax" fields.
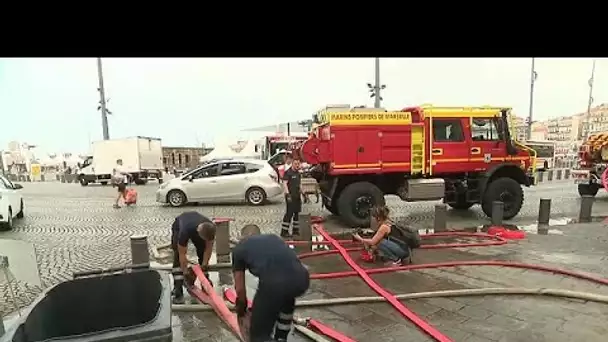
[{"xmin": 2, "ymin": 181, "xmax": 608, "ymax": 341}]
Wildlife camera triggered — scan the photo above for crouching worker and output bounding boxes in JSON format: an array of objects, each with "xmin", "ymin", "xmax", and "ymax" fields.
[
  {"xmin": 171, "ymin": 211, "xmax": 216, "ymax": 304},
  {"xmin": 232, "ymin": 224, "xmax": 310, "ymax": 342},
  {"xmin": 353, "ymin": 205, "xmax": 411, "ymax": 266}
]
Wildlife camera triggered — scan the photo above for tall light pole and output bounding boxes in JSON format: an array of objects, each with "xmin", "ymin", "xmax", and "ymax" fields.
[
  {"xmin": 583, "ymin": 59, "xmax": 597, "ymax": 140},
  {"xmin": 96, "ymin": 58, "xmax": 111, "ymax": 140},
  {"xmin": 526, "ymin": 57, "xmax": 538, "ymax": 141},
  {"xmin": 367, "ymin": 57, "xmax": 386, "ymax": 108}
]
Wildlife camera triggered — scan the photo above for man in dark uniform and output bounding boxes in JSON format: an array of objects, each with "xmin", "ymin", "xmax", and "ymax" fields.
[
  {"xmin": 281, "ymin": 159, "xmax": 302, "ymax": 238},
  {"xmin": 171, "ymin": 211, "xmax": 216, "ymax": 304},
  {"xmin": 233, "ymin": 224, "xmax": 310, "ymax": 342}
]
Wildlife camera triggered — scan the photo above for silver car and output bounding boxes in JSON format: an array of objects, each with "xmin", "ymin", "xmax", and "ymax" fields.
[{"xmin": 156, "ymin": 159, "xmax": 283, "ymax": 207}]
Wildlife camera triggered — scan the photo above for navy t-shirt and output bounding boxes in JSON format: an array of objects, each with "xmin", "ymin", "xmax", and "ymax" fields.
[
  {"xmin": 283, "ymin": 168, "xmax": 301, "ymax": 199},
  {"xmin": 172, "ymin": 211, "xmax": 212, "ymax": 247},
  {"xmin": 232, "ymin": 234, "xmax": 307, "ymax": 281}
]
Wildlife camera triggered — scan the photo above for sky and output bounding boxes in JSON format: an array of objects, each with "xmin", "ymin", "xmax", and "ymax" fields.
[{"xmin": 0, "ymin": 57, "xmax": 606, "ymax": 154}]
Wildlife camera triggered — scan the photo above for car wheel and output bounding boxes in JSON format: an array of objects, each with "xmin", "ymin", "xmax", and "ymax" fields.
[
  {"xmin": 246, "ymin": 187, "xmax": 267, "ymax": 206},
  {"xmin": 16, "ymin": 200, "xmax": 24, "ymax": 219},
  {"xmin": 100, "ymin": 181, "xmax": 108, "ymax": 186},
  {"xmin": 167, "ymin": 190, "xmax": 187, "ymax": 207},
  {"xmin": 79, "ymin": 176, "xmax": 89, "ymax": 186},
  {"xmin": 1, "ymin": 208, "xmax": 13, "ymax": 231}
]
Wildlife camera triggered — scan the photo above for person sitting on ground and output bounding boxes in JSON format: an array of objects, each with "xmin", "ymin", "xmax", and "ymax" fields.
[
  {"xmin": 232, "ymin": 224, "xmax": 310, "ymax": 342},
  {"xmin": 353, "ymin": 205, "xmax": 410, "ymax": 265}
]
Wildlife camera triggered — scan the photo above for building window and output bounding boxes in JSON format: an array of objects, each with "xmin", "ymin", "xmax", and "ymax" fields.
[
  {"xmin": 178, "ymin": 153, "xmax": 182, "ymax": 166},
  {"xmin": 171, "ymin": 153, "xmax": 175, "ymax": 165},
  {"xmin": 163, "ymin": 157, "xmax": 167, "ymax": 165},
  {"xmin": 185, "ymin": 155, "xmax": 190, "ymax": 164}
]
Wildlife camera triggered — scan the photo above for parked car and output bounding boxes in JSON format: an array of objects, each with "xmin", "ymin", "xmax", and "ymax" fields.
[
  {"xmin": 156, "ymin": 159, "xmax": 283, "ymax": 207},
  {"xmin": 0, "ymin": 174, "xmax": 24, "ymax": 231}
]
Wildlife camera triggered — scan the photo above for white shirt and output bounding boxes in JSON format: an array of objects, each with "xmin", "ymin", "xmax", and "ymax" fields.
[{"xmin": 114, "ymin": 165, "xmax": 128, "ymax": 183}]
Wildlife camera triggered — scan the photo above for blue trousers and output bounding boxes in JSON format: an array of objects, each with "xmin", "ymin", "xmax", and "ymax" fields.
[{"xmin": 377, "ymin": 239, "xmax": 409, "ymax": 261}]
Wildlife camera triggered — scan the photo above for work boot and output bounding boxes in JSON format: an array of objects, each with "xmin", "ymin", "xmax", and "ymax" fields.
[
  {"xmin": 292, "ymin": 229, "xmax": 300, "ymax": 237},
  {"xmin": 113, "ymin": 204, "xmax": 121, "ymax": 209},
  {"xmin": 280, "ymin": 229, "xmax": 291, "ymax": 239}
]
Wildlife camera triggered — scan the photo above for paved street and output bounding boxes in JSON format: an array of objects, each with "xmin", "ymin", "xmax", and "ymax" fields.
[{"xmin": 2, "ymin": 180, "xmax": 608, "ymax": 341}]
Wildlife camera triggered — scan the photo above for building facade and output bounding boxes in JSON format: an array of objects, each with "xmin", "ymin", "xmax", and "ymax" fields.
[
  {"xmin": 546, "ymin": 114, "xmax": 581, "ymax": 141},
  {"xmin": 584, "ymin": 103, "xmax": 608, "ymax": 137},
  {"xmin": 162, "ymin": 146, "xmax": 212, "ymax": 170}
]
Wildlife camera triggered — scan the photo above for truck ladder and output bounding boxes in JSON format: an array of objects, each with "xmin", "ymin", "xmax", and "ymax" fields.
[{"xmin": 411, "ymin": 125, "xmax": 425, "ymax": 174}]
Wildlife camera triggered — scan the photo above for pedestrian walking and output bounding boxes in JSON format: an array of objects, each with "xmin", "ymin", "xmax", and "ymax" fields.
[
  {"xmin": 112, "ymin": 159, "xmax": 129, "ymax": 209},
  {"xmin": 170, "ymin": 211, "xmax": 216, "ymax": 304},
  {"xmin": 281, "ymin": 159, "xmax": 302, "ymax": 238},
  {"xmin": 233, "ymin": 224, "xmax": 310, "ymax": 342}
]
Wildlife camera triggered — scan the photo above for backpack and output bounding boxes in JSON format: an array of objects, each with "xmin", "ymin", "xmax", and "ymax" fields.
[{"xmin": 388, "ymin": 223, "xmax": 421, "ymax": 249}]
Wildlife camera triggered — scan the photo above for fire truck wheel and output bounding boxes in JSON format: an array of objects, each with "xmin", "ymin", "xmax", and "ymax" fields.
[
  {"xmin": 577, "ymin": 184, "xmax": 599, "ymax": 197},
  {"xmin": 481, "ymin": 177, "xmax": 523, "ymax": 220},
  {"xmin": 337, "ymin": 182, "xmax": 385, "ymax": 227}
]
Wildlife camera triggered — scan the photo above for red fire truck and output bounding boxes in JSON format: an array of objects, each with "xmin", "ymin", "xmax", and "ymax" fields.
[
  {"xmin": 571, "ymin": 131, "xmax": 608, "ymax": 197},
  {"xmin": 296, "ymin": 105, "xmax": 537, "ymax": 227}
]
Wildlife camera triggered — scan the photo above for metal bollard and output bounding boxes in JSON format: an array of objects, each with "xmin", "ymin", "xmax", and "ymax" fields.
[
  {"xmin": 491, "ymin": 201, "xmax": 504, "ymax": 226},
  {"xmin": 556, "ymin": 169, "xmax": 562, "ymax": 180},
  {"xmin": 537, "ymin": 199, "xmax": 551, "ymax": 235},
  {"xmin": 298, "ymin": 213, "xmax": 313, "ymax": 251},
  {"xmin": 579, "ymin": 196, "xmax": 595, "ymax": 223},
  {"xmin": 434, "ymin": 204, "xmax": 447, "ymax": 232},
  {"xmin": 547, "ymin": 170, "xmax": 553, "ymax": 181},
  {"xmin": 214, "ymin": 219, "xmax": 231, "ymax": 256},
  {"xmin": 538, "ymin": 171, "xmax": 544, "ymax": 182},
  {"xmin": 565, "ymin": 169, "xmax": 570, "ymax": 179},
  {"xmin": 130, "ymin": 235, "xmax": 150, "ymax": 265}
]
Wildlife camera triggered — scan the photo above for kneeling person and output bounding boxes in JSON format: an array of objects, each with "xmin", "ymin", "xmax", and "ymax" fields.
[
  {"xmin": 232, "ymin": 224, "xmax": 310, "ymax": 342},
  {"xmin": 171, "ymin": 211, "xmax": 216, "ymax": 304}
]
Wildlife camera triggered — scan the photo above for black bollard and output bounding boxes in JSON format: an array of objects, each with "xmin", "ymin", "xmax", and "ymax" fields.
[
  {"xmin": 579, "ymin": 196, "xmax": 595, "ymax": 223},
  {"xmin": 537, "ymin": 199, "xmax": 551, "ymax": 235},
  {"xmin": 434, "ymin": 204, "xmax": 447, "ymax": 232},
  {"xmin": 130, "ymin": 235, "xmax": 150, "ymax": 265},
  {"xmin": 491, "ymin": 201, "xmax": 504, "ymax": 226},
  {"xmin": 214, "ymin": 218, "xmax": 231, "ymax": 256}
]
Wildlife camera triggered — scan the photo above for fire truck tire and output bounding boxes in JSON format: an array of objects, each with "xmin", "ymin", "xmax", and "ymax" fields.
[
  {"xmin": 337, "ymin": 182, "xmax": 385, "ymax": 227},
  {"xmin": 578, "ymin": 184, "xmax": 599, "ymax": 197},
  {"xmin": 481, "ymin": 177, "xmax": 523, "ymax": 220}
]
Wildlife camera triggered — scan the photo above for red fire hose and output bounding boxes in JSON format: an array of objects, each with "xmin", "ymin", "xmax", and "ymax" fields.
[{"xmin": 315, "ymin": 225, "xmax": 453, "ymax": 342}]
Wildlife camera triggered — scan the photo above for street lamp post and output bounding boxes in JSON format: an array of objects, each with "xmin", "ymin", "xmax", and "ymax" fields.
[
  {"xmin": 367, "ymin": 57, "xmax": 386, "ymax": 108},
  {"xmin": 527, "ymin": 58, "xmax": 538, "ymax": 141},
  {"xmin": 583, "ymin": 59, "xmax": 597, "ymax": 140},
  {"xmin": 96, "ymin": 58, "xmax": 111, "ymax": 140}
]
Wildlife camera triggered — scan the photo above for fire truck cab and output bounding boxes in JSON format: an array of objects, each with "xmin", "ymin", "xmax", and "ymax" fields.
[{"xmin": 298, "ymin": 104, "xmax": 537, "ymax": 227}]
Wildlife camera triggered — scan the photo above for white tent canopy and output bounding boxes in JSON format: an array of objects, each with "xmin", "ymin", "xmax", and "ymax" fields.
[
  {"xmin": 237, "ymin": 140, "xmax": 260, "ymax": 159},
  {"xmin": 200, "ymin": 143, "xmax": 241, "ymax": 162}
]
